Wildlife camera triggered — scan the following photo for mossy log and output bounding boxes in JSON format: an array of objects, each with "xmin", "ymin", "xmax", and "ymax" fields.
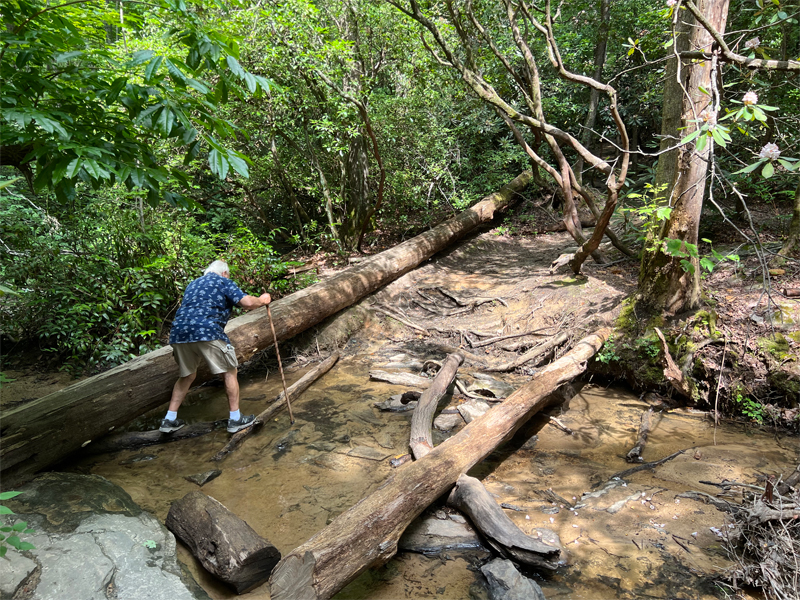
[
  {"xmin": 268, "ymin": 329, "xmax": 609, "ymax": 600},
  {"xmin": 0, "ymin": 171, "xmax": 532, "ymax": 488}
]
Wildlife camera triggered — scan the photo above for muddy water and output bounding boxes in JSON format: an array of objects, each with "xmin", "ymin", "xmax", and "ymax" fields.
[{"xmin": 78, "ymin": 337, "xmax": 798, "ymax": 600}]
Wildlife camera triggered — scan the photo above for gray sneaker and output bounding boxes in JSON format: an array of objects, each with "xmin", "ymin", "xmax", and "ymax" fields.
[
  {"xmin": 227, "ymin": 414, "xmax": 256, "ymax": 433},
  {"xmin": 159, "ymin": 418, "xmax": 186, "ymax": 433}
]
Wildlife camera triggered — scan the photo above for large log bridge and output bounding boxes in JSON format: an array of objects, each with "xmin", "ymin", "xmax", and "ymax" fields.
[
  {"xmin": 0, "ymin": 171, "xmax": 532, "ymax": 488},
  {"xmin": 269, "ymin": 329, "xmax": 610, "ymax": 600}
]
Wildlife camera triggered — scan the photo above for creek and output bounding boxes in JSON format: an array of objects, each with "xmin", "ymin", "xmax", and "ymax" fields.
[{"xmin": 76, "ymin": 330, "xmax": 797, "ymax": 600}]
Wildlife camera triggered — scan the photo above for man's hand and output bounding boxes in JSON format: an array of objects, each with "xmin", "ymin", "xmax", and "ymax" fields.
[{"xmin": 239, "ymin": 293, "xmax": 271, "ymax": 311}]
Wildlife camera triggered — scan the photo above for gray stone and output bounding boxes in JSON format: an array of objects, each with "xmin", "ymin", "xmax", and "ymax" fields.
[
  {"xmin": 185, "ymin": 470, "xmax": 222, "ymax": 486},
  {"xmin": 458, "ymin": 399, "xmax": 492, "ymax": 423},
  {"xmin": 2, "ymin": 473, "xmax": 208, "ymax": 600},
  {"xmin": 467, "ymin": 374, "xmax": 516, "ymax": 399},
  {"xmin": 434, "ymin": 410, "xmax": 464, "ymax": 431},
  {"xmin": 374, "ymin": 395, "xmax": 417, "ymax": 412},
  {"xmin": 399, "ymin": 513, "xmax": 487, "ymax": 554},
  {"xmin": 0, "ymin": 544, "xmax": 37, "ymax": 598},
  {"xmin": 481, "ymin": 559, "xmax": 546, "ymax": 600}
]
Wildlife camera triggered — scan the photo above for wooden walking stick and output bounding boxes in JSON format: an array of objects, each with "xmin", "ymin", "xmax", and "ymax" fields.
[{"xmin": 267, "ymin": 304, "xmax": 295, "ymax": 424}]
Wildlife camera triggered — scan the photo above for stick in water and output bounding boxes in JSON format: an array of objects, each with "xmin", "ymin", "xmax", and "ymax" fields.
[{"xmin": 267, "ymin": 304, "xmax": 294, "ymax": 424}]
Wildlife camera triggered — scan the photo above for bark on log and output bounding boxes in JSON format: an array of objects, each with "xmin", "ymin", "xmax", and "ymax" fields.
[
  {"xmin": 409, "ymin": 353, "xmax": 463, "ymax": 460},
  {"xmin": 625, "ymin": 407, "xmax": 660, "ymax": 463},
  {"xmin": 81, "ymin": 420, "xmax": 227, "ymax": 456},
  {"xmin": 268, "ymin": 328, "xmax": 609, "ymax": 600},
  {"xmin": 369, "ymin": 370, "xmax": 432, "ymax": 388},
  {"xmin": 447, "ymin": 474, "xmax": 562, "ymax": 570},
  {"xmin": 1, "ymin": 171, "xmax": 533, "ymax": 487},
  {"xmin": 166, "ymin": 491, "xmax": 281, "ymax": 594},
  {"xmin": 211, "ymin": 353, "xmax": 339, "ymax": 462}
]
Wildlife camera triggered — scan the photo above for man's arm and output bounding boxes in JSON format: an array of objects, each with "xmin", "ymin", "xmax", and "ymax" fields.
[{"xmin": 238, "ymin": 293, "xmax": 271, "ymax": 311}]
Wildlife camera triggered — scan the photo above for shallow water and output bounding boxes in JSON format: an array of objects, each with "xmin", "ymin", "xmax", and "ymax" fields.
[{"xmin": 79, "ymin": 340, "xmax": 797, "ymax": 600}]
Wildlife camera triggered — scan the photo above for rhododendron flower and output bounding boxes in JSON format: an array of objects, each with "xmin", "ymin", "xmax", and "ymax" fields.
[
  {"xmin": 744, "ymin": 37, "xmax": 760, "ymax": 50},
  {"xmin": 759, "ymin": 143, "xmax": 781, "ymax": 161},
  {"xmin": 667, "ymin": 0, "xmax": 677, "ymax": 6},
  {"xmin": 743, "ymin": 91, "xmax": 758, "ymax": 106},
  {"xmin": 699, "ymin": 109, "xmax": 717, "ymax": 126}
]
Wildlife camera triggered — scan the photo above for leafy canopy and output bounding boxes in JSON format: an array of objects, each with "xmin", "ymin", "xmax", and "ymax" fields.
[{"xmin": 1, "ymin": 0, "xmax": 272, "ymax": 206}]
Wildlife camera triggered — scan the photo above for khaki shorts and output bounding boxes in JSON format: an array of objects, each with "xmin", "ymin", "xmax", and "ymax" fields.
[{"xmin": 172, "ymin": 340, "xmax": 238, "ymax": 377}]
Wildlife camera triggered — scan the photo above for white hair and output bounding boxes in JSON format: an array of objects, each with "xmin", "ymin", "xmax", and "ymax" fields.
[{"xmin": 204, "ymin": 260, "xmax": 229, "ymax": 276}]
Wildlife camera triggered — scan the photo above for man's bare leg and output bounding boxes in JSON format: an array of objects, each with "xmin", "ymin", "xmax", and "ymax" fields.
[
  {"xmin": 223, "ymin": 369, "xmax": 240, "ymax": 413},
  {"xmin": 168, "ymin": 373, "xmax": 197, "ymax": 412}
]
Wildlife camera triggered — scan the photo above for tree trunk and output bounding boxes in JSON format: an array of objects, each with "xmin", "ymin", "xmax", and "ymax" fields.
[
  {"xmin": 638, "ymin": 0, "xmax": 730, "ymax": 314},
  {"xmin": 0, "ymin": 171, "xmax": 532, "ymax": 488},
  {"xmin": 778, "ymin": 180, "xmax": 800, "ymax": 257},
  {"xmin": 409, "ymin": 353, "xmax": 463, "ymax": 460},
  {"xmin": 574, "ymin": 0, "xmax": 611, "ymax": 185},
  {"xmin": 268, "ymin": 329, "xmax": 609, "ymax": 600},
  {"xmin": 166, "ymin": 491, "xmax": 281, "ymax": 594}
]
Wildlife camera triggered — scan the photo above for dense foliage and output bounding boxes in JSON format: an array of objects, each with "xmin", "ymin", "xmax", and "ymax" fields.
[{"xmin": 1, "ymin": 0, "xmax": 798, "ymax": 374}]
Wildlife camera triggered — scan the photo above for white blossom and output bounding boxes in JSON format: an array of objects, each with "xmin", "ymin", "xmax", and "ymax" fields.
[
  {"xmin": 667, "ymin": 0, "xmax": 677, "ymax": 6},
  {"xmin": 743, "ymin": 91, "xmax": 758, "ymax": 106},
  {"xmin": 744, "ymin": 37, "xmax": 760, "ymax": 50},
  {"xmin": 699, "ymin": 109, "xmax": 717, "ymax": 126},
  {"xmin": 759, "ymin": 143, "xmax": 781, "ymax": 161}
]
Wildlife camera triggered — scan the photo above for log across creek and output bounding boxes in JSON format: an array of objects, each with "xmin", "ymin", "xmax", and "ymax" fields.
[
  {"xmin": 269, "ymin": 329, "xmax": 610, "ymax": 600},
  {"xmin": 0, "ymin": 170, "xmax": 533, "ymax": 488}
]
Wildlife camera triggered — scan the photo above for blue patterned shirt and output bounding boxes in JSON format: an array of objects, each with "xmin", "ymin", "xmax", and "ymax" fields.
[{"xmin": 169, "ymin": 273, "xmax": 246, "ymax": 344}]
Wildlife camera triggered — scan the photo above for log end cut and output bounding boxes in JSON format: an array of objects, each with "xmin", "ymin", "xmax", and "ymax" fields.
[
  {"xmin": 166, "ymin": 491, "xmax": 281, "ymax": 594},
  {"xmin": 269, "ymin": 551, "xmax": 318, "ymax": 600}
]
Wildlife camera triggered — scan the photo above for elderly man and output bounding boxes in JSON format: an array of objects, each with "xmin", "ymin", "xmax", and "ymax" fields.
[{"xmin": 160, "ymin": 260, "xmax": 271, "ymax": 434}]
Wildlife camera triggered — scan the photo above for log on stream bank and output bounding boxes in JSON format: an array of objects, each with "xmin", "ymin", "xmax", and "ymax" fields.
[
  {"xmin": 268, "ymin": 329, "xmax": 609, "ymax": 600},
  {"xmin": 0, "ymin": 171, "xmax": 532, "ymax": 488}
]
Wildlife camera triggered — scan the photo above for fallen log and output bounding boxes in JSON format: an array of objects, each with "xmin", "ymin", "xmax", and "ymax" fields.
[
  {"xmin": 211, "ymin": 353, "xmax": 339, "ymax": 462},
  {"xmin": 447, "ymin": 474, "xmax": 562, "ymax": 570},
  {"xmin": 369, "ymin": 370, "xmax": 432, "ymax": 388},
  {"xmin": 80, "ymin": 420, "xmax": 227, "ymax": 456},
  {"xmin": 1, "ymin": 170, "xmax": 533, "ymax": 487},
  {"xmin": 268, "ymin": 328, "xmax": 609, "ymax": 600},
  {"xmin": 625, "ymin": 407, "xmax": 661, "ymax": 463},
  {"xmin": 409, "ymin": 353, "xmax": 463, "ymax": 460},
  {"xmin": 406, "ymin": 354, "xmax": 561, "ymax": 570},
  {"xmin": 166, "ymin": 491, "xmax": 281, "ymax": 594}
]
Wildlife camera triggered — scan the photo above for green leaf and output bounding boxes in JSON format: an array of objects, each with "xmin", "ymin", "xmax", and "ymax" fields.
[
  {"xmin": 16, "ymin": 542, "xmax": 35, "ymax": 551},
  {"xmin": 0, "ymin": 492, "xmax": 23, "ymax": 501},
  {"xmin": 128, "ymin": 50, "xmax": 154, "ymax": 67},
  {"xmin": 225, "ymin": 56, "xmax": 245, "ymax": 78},
  {"xmin": 711, "ymin": 128, "xmax": 727, "ymax": 148},
  {"xmin": 700, "ymin": 257, "xmax": 715, "ymax": 273},
  {"xmin": 186, "ymin": 78, "xmax": 210, "ymax": 94},
  {"xmin": 11, "ymin": 522, "xmax": 28, "ymax": 532},
  {"xmin": 155, "ymin": 107, "xmax": 175, "ymax": 137},
  {"xmin": 106, "ymin": 77, "xmax": 127, "ymax": 104},
  {"xmin": 665, "ymin": 238, "xmax": 685, "ymax": 257},
  {"xmin": 696, "ymin": 133, "xmax": 708, "ymax": 152},
  {"xmin": 762, "ymin": 162, "xmax": 774, "ymax": 178},
  {"xmin": 698, "ymin": 85, "xmax": 710, "ymax": 95},
  {"xmin": 165, "ymin": 59, "xmax": 187, "ymax": 85},
  {"xmin": 54, "ymin": 50, "xmax": 83, "ymax": 63},
  {"xmin": 0, "ymin": 546, "xmax": 6, "ymax": 558},
  {"xmin": 144, "ymin": 56, "xmax": 163, "ymax": 82},
  {"xmin": 208, "ymin": 149, "xmax": 229, "ymax": 179},
  {"xmin": 227, "ymin": 151, "xmax": 249, "ymax": 178},
  {"xmin": 734, "ymin": 160, "xmax": 765, "ymax": 175},
  {"xmin": 680, "ymin": 129, "xmax": 701, "ymax": 145},
  {"xmin": 778, "ymin": 159, "xmax": 797, "ymax": 171}
]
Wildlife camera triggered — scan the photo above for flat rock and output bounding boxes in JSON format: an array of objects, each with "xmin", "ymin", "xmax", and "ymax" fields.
[
  {"xmin": 434, "ymin": 409, "xmax": 465, "ymax": 431},
  {"xmin": 374, "ymin": 394, "xmax": 417, "ymax": 412},
  {"xmin": 458, "ymin": 398, "xmax": 492, "ymax": 423},
  {"xmin": 185, "ymin": 470, "xmax": 222, "ymax": 486},
  {"xmin": 481, "ymin": 558, "xmax": 547, "ymax": 600},
  {"xmin": 1, "ymin": 473, "xmax": 208, "ymax": 600},
  {"xmin": 399, "ymin": 513, "xmax": 487, "ymax": 554},
  {"xmin": 0, "ymin": 547, "xmax": 37, "ymax": 598}
]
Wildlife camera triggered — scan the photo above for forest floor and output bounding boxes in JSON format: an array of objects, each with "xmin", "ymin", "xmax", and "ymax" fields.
[{"xmin": 2, "ymin": 191, "xmax": 799, "ymax": 599}]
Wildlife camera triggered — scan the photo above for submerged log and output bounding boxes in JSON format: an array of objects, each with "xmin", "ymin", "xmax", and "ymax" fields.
[
  {"xmin": 166, "ymin": 491, "xmax": 281, "ymax": 594},
  {"xmin": 268, "ymin": 329, "xmax": 609, "ymax": 600},
  {"xmin": 369, "ymin": 370, "xmax": 432, "ymax": 388},
  {"xmin": 409, "ymin": 353, "xmax": 463, "ymax": 460},
  {"xmin": 81, "ymin": 420, "xmax": 227, "ymax": 456},
  {"xmin": 211, "ymin": 353, "xmax": 339, "ymax": 462},
  {"xmin": 1, "ymin": 171, "xmax": 533, "ymax": 487},
  {"xmin": 447, "ymin": 474, "xmax": 561, "ymax": 570},
  {"xmin": 625, "ymin": 407, "xmax": 661, "ymax": 463}
]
